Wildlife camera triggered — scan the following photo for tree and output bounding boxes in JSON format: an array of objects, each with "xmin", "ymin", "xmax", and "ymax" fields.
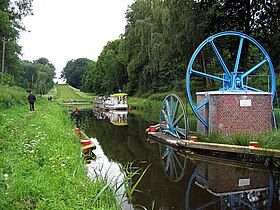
[
  {"xmin": 0, "ymin": 0, "xmax": 33, "ymax": 83},
  {"xmin": 61, "ymin": 58, "xmax": 91, "ymax": 89}
]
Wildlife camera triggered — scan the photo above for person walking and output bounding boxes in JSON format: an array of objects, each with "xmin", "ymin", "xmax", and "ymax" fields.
[{"xmin": 27, "ymin": 91, "xmax": 36, "ymax": 111}]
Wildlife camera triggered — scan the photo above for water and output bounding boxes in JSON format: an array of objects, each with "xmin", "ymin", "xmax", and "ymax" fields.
[{"xmin": 77, "ymin": 109, "xmax": 280, "ymax": 210}]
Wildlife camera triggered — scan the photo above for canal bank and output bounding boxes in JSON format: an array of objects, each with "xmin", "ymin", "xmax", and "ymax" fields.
[
  {"xmin": 78, "ymin": 109, "xmax": 280, "ymax": 209},
  {"xmin": 0, "ymin": 101, "xmax": 118, "ymax": 209}
]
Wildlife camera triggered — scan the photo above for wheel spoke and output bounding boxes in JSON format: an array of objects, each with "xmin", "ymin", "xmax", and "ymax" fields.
[
  {"xmin": 244, "ymin": 85, "xmax": 263, "ymax": 92},
  {"xmin": 195, "ymin": 98, "xmax": 209, "ymax": 111},
  {"xmin": 161, "ymin": 109, "xmax": 169, "ymax": 124},
  {"xmin": 191, "ymin": 69, "xmax": 229, "ymax": 83},
  {"xmin": 172, "ymin": 112, "xmax": 184, "ymax": 127},
  {"xmin": 173, "ymin": 152, "xmax": 184, "ymax": 171},
  {"xmin": 174, "ymin": 127, "xmax": 186, "ymax": 138},
  {"xmin": 234, "ymin": 37, "xmax": 244, "ymax": 73},
  {"xmin": 242, "ymin": 59, "xmax": 267, "ymax": 78},
  {"xmin": 165, "ymin": 154, "xmax": 171, "ymax": 172},
  {"xmin": 165, "ymin": 100, "xmax": 171, "ymax": 117},
  {"xmin": 209, "ymin": 40, "xmax": 230, "ymax": 76},
  {"xmin": 171, "ymin": 154, "xmax": 178, "ymax": 179},
  {"xmin": 161, "ymin": 148, "xmax": 169, "ymax": 160},
  {"xmin": 172, "ymin": 100, "xmax": 179, "ymax": 122}
]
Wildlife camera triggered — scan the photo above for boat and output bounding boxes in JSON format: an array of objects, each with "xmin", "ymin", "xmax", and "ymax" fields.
[
  {"xmin": 107, "ymin": 110, "xmax": 128, "ymax": 126},
  {"xmin": 103, "ymin": 93, "xmax": 128, "ymax": 110}
]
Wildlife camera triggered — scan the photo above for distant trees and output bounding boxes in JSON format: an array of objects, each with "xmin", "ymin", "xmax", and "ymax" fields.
[
  {"xmin": 75, "ymin": 0, "xmax": 279, "ymax": 96},
  {"xmin": 18, "ymin": 58, "xmax": 55, "ymax": 94},
  {"xmin": 61, "ymin": 58, "xmax": 91, "ymax": 89},
  {"xmin": 64, "ymin": 0, "xmax": 280, "ymax": 96}
]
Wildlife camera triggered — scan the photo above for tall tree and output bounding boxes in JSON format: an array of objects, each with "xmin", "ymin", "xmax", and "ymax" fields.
[
  {"xmin": 0, "ymin": 0, "xmax": 33, "ymax": 83},
  {"xmin": 61, "ymin": 58, "xmax": 91, "ymax": 89}
]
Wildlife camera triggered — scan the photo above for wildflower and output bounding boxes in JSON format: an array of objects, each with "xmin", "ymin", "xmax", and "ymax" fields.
[
  {"xmin": 61, "ymin": 164, "xmax": 66, "ymax": 167},
  {"xmin": 4, "ymin": 174, "xmax": 9, "ymax": 178}
]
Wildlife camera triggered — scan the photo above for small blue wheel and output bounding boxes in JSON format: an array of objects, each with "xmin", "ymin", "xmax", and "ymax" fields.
[
  {"xmin": 159, "ymin": 144, "xmax": 187, "ymax": 182},
  {"xmin": 159, "ymin": 94, "xmax": 188, "ymax": 139},
  {"xmin": 186, "ymin": 31, "xmax": 277, "ymax": 129}
]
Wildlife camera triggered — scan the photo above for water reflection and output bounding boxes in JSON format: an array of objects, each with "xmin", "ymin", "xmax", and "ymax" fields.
[
  {"xmin": 185, "ymin": 158, "xmax": 278, "ymax": 209},
  {"xmin": 93, "ymin": 108, "xmax": 128, "ymax": 126},
  {"xmin": 78, "ymin": 109, "xmax": 280, "ymax": 210},
  {"xmin": 159, "ymin": 144, "xmax": 188, "ymax": 182}
]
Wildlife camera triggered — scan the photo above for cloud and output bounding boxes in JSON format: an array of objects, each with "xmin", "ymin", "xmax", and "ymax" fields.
[{"xmin": 19, "ymin": 0, "xmax": 134, "ymax": 77}]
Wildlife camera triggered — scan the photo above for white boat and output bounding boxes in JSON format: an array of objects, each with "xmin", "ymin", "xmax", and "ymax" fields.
[
  {"xmin": 103, "ymin": 93, "xmax": 128, "ymax": 110},
  {"xmin": 107, "ymin": 110, "xmax": 128, "ymax": 126}
]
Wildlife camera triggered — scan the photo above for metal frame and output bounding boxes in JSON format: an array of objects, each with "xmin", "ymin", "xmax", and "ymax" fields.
[{"xmin": 186, "ymin": 31, "xmax": 277, "ymax": 129}]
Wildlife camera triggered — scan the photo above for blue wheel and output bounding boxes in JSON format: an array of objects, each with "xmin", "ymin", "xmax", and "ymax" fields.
[
  {"xmin": 186, "ymin": 31, "xmax": 277, "ymax": 129},
  {"xmin": 160, "ymin": 94, "xmax": 188, "ymax": 139},
  {"xmin": 159, "ymin": 144, "xmax": 187, "ymax": 182}
]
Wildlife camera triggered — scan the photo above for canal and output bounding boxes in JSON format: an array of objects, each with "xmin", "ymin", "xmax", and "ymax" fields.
[{"xmin": 77, "ymin": 109, "xmax": 280, "ymax": 210}]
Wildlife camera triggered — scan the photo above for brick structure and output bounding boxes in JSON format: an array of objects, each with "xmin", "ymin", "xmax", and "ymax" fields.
[{"xmin": 196, "ymin": 91, "xmax": 272, "ymax": 135}]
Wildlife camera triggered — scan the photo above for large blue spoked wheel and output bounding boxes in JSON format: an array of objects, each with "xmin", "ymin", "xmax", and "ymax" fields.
[
  {"xmin": 186, "ymin": 31, "xmax": 277, "ymax": 129},
  {"xmin": 160, "ymin": 94, "xmax": 188, "ymax": 140}
]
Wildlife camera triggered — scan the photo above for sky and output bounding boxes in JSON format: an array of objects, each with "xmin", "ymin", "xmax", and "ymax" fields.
[{"xmin": 19, "ymin": 0, "xmax": 134, "ymax": 79}]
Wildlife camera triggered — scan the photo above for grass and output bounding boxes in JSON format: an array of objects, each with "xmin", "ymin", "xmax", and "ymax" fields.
[
  {"xmin": 0, "ymin": 85, "xmax": 27, "ymax": 109},
  {"xmin": 198, "ymin": 130, "xmax": 280, "ymax": 150},
  {"xmin": 53, "ymin": 84, "xmax": 94, "ymax": 102},
  {"xmin": 0, "ymin": 101, "xmax": 118, "ymax": 209}
]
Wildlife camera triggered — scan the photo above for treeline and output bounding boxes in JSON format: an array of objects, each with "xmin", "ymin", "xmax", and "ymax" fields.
[
  {"xmin": 62, "ymin": 0, "xmax": 280, "ymax": 96},
  {"xmin": 0, "ymin": 0, "xmax": 55, "ymax": 94}
]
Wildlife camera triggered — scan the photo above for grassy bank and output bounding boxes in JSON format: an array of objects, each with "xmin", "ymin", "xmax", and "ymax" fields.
[
  {"xmin": 52, "ymin": 84, "xmax": 94, "ymax": 102},
  {"xmin": 130, "ymin": 93, "xmax": 280, "ymax": 149},
  {"xmin": 0, "ymin": 85, "xmax": 27, "ymax": 109},
  {"xmin": 0, "ymin": 101, "xmax": 117, "ymax": 209}
]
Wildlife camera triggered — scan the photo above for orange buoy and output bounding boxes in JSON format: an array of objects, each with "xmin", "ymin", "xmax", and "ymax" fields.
[
  {"xmin": 249, "ymin": 141, "xmax": 260, "ymax": 148},
  {"xmin": 189, "ymin": 136, "xmax": 198, "ymax": 142}
]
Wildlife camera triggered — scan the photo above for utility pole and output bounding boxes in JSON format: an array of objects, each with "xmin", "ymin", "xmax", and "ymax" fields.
[{"xmin": 1, "ymin": 37, "xmax": 6, "ymax": 82}]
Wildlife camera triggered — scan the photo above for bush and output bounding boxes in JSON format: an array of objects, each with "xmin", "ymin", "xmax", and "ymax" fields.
[{"xmin": 0, "ymin": 85, "xmax": 27, "ymax": 109}]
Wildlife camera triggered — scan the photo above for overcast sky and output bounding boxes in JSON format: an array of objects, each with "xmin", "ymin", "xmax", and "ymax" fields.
[{"xmin": 19, "ymin": 0, "xmax": 134, "ymax": 78}]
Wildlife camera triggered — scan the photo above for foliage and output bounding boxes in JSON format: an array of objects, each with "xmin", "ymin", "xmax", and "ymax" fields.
[
  {"xmin": 0, "ymin": 85, "xmax": 27, "ymax": 108},
  {"xmin": 17, "ymin": 58, "xmax": 55, "ymax": 94},
  {"xmin": 61, "ymin": 58, "xmax": 91, "ymax": 89},
  {"xmin": 0, "ymin": 0, "xmax": 33, "ymax": 83},
  {"xmin": 0, "ymin": 101, "xmax": 118, "ymax": 209},
  {"xmin": 74, "ymin": 0, "xmax": 280, "ymax": 97},
  {"xmin": 80, "ymin": 39, "xmax": 128, "ymax": 94}
]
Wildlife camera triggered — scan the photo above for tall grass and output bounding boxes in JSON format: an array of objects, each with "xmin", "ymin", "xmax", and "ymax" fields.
[
  {"xmin": 0, "ymin": 85, "xmax": 27, "ymax": 109},
  {"xmin": 198, "ymin": 130, "xmax": 280, "ymax": 150},
  {"xmin": 0, "ymin": 102, "xmax": 118, "ymax": 209}
]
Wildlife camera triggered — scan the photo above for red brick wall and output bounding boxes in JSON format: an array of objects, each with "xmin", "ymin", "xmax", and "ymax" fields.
[{"xmin": 196, "ymin": 92, "xmax": 272, "ymax": 135}]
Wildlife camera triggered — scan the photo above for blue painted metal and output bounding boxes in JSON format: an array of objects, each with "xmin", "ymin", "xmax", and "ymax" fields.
[
  {"xmin": 159, "ymin": 144, "xmax": 187, "ymax": 182},
  {"xmin": 186, "ymin": 31, "xmax": 277, "ymax": 129},
  {"xmin": 160, "ymin": 94, "xmax": 188, "ymax": 139}
]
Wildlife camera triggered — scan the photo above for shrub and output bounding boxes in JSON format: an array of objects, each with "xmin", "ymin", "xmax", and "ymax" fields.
[{"xmin": 0, "ymin": 85, "xmax": 28, "ymax": 109}]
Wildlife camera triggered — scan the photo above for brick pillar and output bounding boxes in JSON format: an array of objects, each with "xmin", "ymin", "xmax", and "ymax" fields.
[{"xmin": 196, "ymin": 91, "xmax": 272, "ymax": 135}]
